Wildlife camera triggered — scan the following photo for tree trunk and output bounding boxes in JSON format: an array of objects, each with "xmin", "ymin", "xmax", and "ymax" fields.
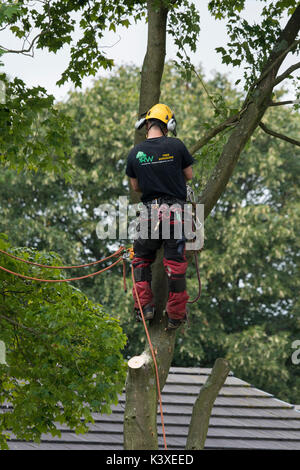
[
  {"xmin": 185, "ymin": 358, "xmax": 230, "ymax": 450},
  {"xmin": 124, "ymin": 0, "xmax": 170, "ymax": 450},
  {"xmin": 123, "ymin": 352, "xmax": 158, "ymax": 449},
  {"xmin": 129, "ymin": 0, "xmax": 168, "ymax": 204},
  {"xmin": 134, "ymin": 0, "xmax": 168, "ymax": 147}
]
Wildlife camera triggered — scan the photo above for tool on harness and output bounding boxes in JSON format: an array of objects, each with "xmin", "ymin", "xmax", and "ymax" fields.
[
  {"xmin": 186, "ymin": 185, "xmax": 203, "ymax": 251},
  {"xmin": 128, "ymin": 246, "xmax": 134, "ymax": 260}
]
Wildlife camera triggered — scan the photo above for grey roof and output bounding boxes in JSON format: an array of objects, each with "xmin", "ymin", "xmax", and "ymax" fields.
[{"xmin": 4, "ymin": 367, "xmax": 300, "ymax": 450}]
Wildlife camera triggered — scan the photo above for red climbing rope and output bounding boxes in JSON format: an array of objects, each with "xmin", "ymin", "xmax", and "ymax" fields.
[{"xmin": 131, "ymin": 264, "xmax": 168, "ymax": 450}]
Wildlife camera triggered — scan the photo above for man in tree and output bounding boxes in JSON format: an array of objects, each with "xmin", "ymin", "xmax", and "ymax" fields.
[{"xmin": 126, "ymin": 103, "xmax": 194, "ymax": 330}]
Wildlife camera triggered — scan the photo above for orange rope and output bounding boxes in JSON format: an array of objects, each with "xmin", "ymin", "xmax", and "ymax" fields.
[
  {"xmin": 131, "ymin": 264, "xmax": 167, "ymax": 450},
  {"xmin": 0, "ymin": 257, "xmax": 123, "ymax": 282},
  {"xmin": 0, "ymin": 242, "xmax": 167, "ymax": 447},
  {"xmin": 0, "ymin": 246, "xmax": 125, "ymax": 269}
]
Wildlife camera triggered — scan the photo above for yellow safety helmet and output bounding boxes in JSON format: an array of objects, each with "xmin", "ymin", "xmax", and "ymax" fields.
[{"xmin": 135, "ymin": 103, "xmax": 177, "ymax": 136}]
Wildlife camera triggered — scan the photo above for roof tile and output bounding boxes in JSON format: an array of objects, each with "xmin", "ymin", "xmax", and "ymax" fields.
[{"xmin": 4, "ymin": 367, "xmax": 300, "ymax": 450}]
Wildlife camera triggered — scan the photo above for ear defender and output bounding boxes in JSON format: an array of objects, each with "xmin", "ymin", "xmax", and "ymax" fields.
[
  {"xmin": 135, "ymin": 117, "xmax": 146, "ymax": 130},
  {"xmin": 167, "ymin": 117, "xmax": 177, "ymax": 136}
]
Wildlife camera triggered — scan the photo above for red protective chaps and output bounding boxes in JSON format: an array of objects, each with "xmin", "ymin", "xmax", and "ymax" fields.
[{"xmin": 132, "ymin": 240, "xmax": 189, "ymax": 321}]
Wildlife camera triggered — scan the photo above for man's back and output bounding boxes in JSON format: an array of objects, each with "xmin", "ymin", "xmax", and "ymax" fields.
[{"xmin": 126, "ymin": 136, "xmax": 194, "ymax": 202}]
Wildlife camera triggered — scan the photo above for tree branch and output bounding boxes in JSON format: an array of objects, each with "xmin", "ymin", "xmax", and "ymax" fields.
[
  {"xmin": 199, "ymin": 4, "xmax": 300, "ymax": 220},
  {"xmin": 0, "ymin": 32, "xmax": 44, "ymax": 57},
  {"xmin": 259, "ymin": 121, "xmax": 300, "ymax": 147},
  {"xmin": 0, "ymin": 0, "xmax": 52, "ymax": 57},
  {"xmin": 251, "ymin": 39, "xmax": 300, "ymax": 90},
  {"xmin": 273, "ymin": 60, "xmax": 300, "ymax": 86},
  {"xmin": 189, "ymin": 113, "xmax": 239, "ymax": 155},
  {"xmin": 185, "ymin": 358, "xmax": 230, "ymax": 450},
  {"xmin": 269, "ymin": 99, "xmax": 300, "ymax": 106},
  {"xmin": 0, "ymin": 313, "xmax": 42, "ymax": 337}
]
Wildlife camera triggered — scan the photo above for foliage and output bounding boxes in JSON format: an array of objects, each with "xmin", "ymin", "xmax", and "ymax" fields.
[
  {"xmin": 0, "ymin": 0, "xmax": 201, "ymax": 86},
  {"xmin": 0, "ymin": 235, "xmax": 127, "ymax": 450},
  {"xmin": 225, "ymin": 326, "xmax": 290, "ymax": 392},
  {"xmin": 167, "ymin": 0, "xmax": 200, "ymax": 82},
  {"xmin": 209, "ymin": 0, "xmax": 300, "ymax": 90},
  {"xmin": 1, "ymin": 64, "xmax": 299, "ymax": 403},
  {"xmin": 0, "ymin": 0, "xmax": 201, "ymax": 176},
  {"xmin": 0, "ymin": 74, "xmax": 72, "ymax": 174},
  {"xmin": 0, "ymin": 3, "xmax": 75, "ymax": 176},
  {"xmin": 0, "ymin": 0, "xmax": 147, "ymax": 87},
  {"xmin": 175, "ymin": 100, "xmax": 300, "ymax": 402},
  {"xmin": 0, "ymin": 2, "xmax": 299, "ymax": 447},
  {"xmin": 0, "ymin": 63, "xmax": 237, "ymax": 349},
  {"xmin": 0, "ymin": 65, "xmax": 141, "ymax": 265},
  {"xmin": 3, "ymin": 0, "xmax": 298, "ymax": 95}
]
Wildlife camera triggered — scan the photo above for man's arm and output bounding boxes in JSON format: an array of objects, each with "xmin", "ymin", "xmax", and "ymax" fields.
[
  {"xmin": 130, "ymin": 177, "xmax": 142, "ymax": 192},
  {"xmin": 183, "ymin": 165, "xmax": 193, "ymax": 181}
]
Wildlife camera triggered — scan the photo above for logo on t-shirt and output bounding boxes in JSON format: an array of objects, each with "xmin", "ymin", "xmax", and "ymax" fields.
[
  {"xmin": 136, "ymin": 151, "xmax": 154, "ymax": 163},
  {"xmin": 136, "ymin": 151, "xmax": 174, "ymax": 165},
  {"xmin": 159, "ymin": 153, "xmax": 174, "ymax": 161}
]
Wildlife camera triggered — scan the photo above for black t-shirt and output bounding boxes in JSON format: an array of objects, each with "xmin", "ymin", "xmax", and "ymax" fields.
[{"xmin": 126, "ymin": 136, "xmax": 194, "ymax": 202}]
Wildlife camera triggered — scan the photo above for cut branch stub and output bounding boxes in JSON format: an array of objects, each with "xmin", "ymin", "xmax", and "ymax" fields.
[
  {"xmin": 128, "ymin": 352, "xmax": 149, "ymax": 369},
  {"xmin": 124, "ymin": 352, "xmax": 158, "ymax": 450}
]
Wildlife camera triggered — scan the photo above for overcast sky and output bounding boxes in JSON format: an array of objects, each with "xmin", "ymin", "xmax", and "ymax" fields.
[{"xmin": 0, "ymin": 0, "xmax": 296, "ymax": 102}]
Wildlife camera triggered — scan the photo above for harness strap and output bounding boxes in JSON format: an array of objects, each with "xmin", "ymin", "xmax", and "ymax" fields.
[
  {"xmin": 133, "ymin": 265, "xmax": 152, "ymax": 282},
  {"xmin": 168, "ymin": 276, "xmax": 186, "ymax": 293}
]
